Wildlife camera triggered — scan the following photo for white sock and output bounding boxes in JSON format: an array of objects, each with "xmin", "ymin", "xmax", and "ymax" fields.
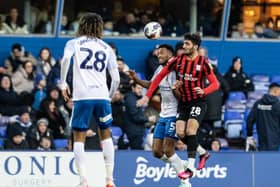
[
  {"xmin": 168, "ymin": 153, "xmax": 185, "ymax": 173},
  {"xmin": 160, "ymin": 154, "xmax": 170, "ymax": 163},
  {"xmin": 197, "ymin": 144, "xmax": 207, "ymax": 155},
  {"xmin": 73, "ymin": 142, "xmax": 87, "ymax": 182},
  {"xmin": 101, "ymin": 138, "xmax": 115, "ymax": 182},
  {"xmin": 188, "ymin": 158, "xmax": 196, "ymax": 171}
]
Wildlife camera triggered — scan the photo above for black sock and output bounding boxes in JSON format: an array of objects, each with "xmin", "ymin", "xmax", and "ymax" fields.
[
  {"xmin": 180, "ymin": 136, "xmax": 188, "ymax": 145},
  {"xmin": 187, "ymin": 135, "xmax": 198, "ymax": 158}
]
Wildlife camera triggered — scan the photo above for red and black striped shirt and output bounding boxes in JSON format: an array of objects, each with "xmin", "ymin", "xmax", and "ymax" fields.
[{"xmin": 146, "ymin": 54, "xmax": 219, "ymax": 102}]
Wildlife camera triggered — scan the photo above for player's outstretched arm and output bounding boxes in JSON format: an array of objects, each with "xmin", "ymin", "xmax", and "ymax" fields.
[{"xmin": 128, "ymin": 70, "xmax": 151, "ymax": 88}]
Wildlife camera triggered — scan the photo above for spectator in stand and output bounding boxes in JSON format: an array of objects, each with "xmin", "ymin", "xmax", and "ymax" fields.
[
  {"xmin": 32, "ymin": 74, "xmax": 47, "ymax": 111},
  {"xmin": 6, "ymin": 108, "xmax": 33, "ymax": 140},
  {"xmin": 123, "ymin": 83, "xmax": 156, "ymax": 149},
  {"xmin": 37, "ymin": 136, "xmax": 53, "ymax": 151},
  {"xmin": 58, "ymin": 99, "xmax": 73, "ymax": 138},
  {"xmin": 246, "ymin": 82, "xmax": 280, "ymax": 151},
  {"xmin": 224, "ymin": 56, "xmax": 254, "ymax": 97},
  {"xmin": 0, "ymin": 75, "xmax": 28, "ymax": 115},
  {"xmin": 231, "ymin": 22, "xmax": 249, "ymax": 39},
  {"xmin": 175, "ymin": 41, "xmax": 185, "ymax": 56},
  {"xmin": 117, "ymin": 56, "xmax": 133, "ymax": 95},
  {"xmin": 4, "ymin": 8, "xmax": 29, "ymax": 34},
  {"xmin": 46, "ymin": 59, "xmax": 73, "ymax": 91},
  {"xmin": 4, "ymin": 43, "xmax": 36, "ymax": 75},
  {"xmin": 145, "ymin": 46, "xmax": 159, "ymax": 80},
  {"xmin": 115, "ymin": 12, "xmax": 139, "ymax": 34},
  {"xmin": 198, "ymin": 47, "xmax": 230, "ymax": 148},
  {"xmin": 111, "ymin": 89, "xmax": 126, "ymax": 131},
  {"xmin": 11, "ymin": 60, "xmax": 35, "ymax": 94},
  {"xmin": 144, "ymin": 95, "xmax": 160, "ymax": 128},
  {"xmin": 0, "ymin": 15, "xmax": 10, "ymax": 34},
  {"xmin": 210, "ymin": 138, "xmax": 221, "ymax": 152},
  {"xmin": 251, "ymin": 22, "xmax": 279, "ymax": 39},
  {"xmin": 137, "ymin": 13, "xmax": 151, "ymax": 33},
  {"xmin": 4, "ymin": 127, "xmax": 29, "ymax": 150},
  {"xmin": 43, "ymin": 86, "xmax": 64, "ymax": 109},
  {"xmin": 28, "ymin": 118, "xmax": 55, "ymax": 149},
  {"xmin": 37, "ymin": 99, "xmax": 67, "ymax": 139},
  {"xmin": 36, "ymin": 47, "xmax": 56, "ymax": 77},
  {"xmin": 157, "ymin": 14, "xmax": 173, "ymax": 36}
]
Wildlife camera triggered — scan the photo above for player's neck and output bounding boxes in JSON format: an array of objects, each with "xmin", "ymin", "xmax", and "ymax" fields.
[{"xmin": 187, "ymin": 52, "xmax": 198, "ymax": 60}]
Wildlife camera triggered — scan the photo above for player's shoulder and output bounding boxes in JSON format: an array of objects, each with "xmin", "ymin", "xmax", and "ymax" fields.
[{"xmin": 65, "ymin": 37, "xmax": 79, "ymax": 48}]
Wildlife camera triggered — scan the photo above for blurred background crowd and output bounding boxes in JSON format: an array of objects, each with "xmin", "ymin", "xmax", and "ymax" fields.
[{"xmin": 0, "ymin": 0, "xmax": 280, "ymax": 152}]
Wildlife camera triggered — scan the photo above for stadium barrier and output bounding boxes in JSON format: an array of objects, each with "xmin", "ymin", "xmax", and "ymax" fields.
[
  {"xmin": 0, "ymin": 151, "xmax": 279, "ymax": 187},
  {"xmin": 0, "ymin": 151, "xmax": 106, "ymax": 187}
]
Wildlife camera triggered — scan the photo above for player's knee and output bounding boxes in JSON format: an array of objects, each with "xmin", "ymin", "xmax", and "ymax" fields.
[
  {"xmin": 152, "ymin": 149, "xmax": 163, "ymax": 159},
  {"xmin": 186, "ymin": 120, "xmax": 198, "ymax": 135},
  {"xmin": 176, "ymin": 130, "xmax": 185, "ymax": 139},
  {"xmin": 163, "ymin": 148, "xmax": 175, "ymax": 157}
]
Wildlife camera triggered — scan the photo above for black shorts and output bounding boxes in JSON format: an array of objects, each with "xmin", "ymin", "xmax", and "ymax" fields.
[{"xmin": 176, "ymin": 99, "xmax": 207, "ymax": 125}]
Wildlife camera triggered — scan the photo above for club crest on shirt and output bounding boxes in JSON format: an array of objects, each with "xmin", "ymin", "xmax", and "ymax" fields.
[{"xmin": 196, "ymin": 65, "xmax": 201, "ymax": 71}]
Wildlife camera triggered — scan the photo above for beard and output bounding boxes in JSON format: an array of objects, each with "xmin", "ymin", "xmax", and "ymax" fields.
[{"xmin": 185, "ymin": 47, "xmax": 195, "ymax": 57}]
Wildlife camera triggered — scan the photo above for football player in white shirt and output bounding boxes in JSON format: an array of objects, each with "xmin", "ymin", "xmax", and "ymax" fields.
[
  {"xmin": 60, "ymin": 13, "xmax": 120, "ymax": 187},
  {"xmin": 129, "ymin": 44, "xmax": 192, "ymax": 187}
]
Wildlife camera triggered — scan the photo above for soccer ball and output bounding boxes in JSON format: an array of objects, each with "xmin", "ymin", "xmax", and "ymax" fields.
[{"xmin": 144, "ymin": 22, "xmax": 162, "ymax": 40}]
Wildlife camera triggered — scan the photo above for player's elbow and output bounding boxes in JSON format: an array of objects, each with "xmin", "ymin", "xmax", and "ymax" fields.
[{"xmin": 215, "ymin": 81, "xmax": 220, "ymax": 90}]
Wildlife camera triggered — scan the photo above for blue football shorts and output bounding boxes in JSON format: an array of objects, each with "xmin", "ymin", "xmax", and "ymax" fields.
[
  {"xmin": 153, "ymin": 116, "xmax": 178, "ymax": 140},
  {"xmin": 70, "ymin": 99, "xmax": 113, "ymax": 131}
]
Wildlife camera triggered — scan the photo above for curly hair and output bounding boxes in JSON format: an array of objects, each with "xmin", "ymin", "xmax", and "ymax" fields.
[
  {"xmin": 77, "ymin": 12, "xmax": 103, "ymax": 38},
  {"xmin": 184, "ymin": 33, "xmax": 202, "ymax": 48}
]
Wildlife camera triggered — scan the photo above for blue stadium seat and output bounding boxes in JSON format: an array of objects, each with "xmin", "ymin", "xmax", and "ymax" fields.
[
  {"xmin": 251, "ymin": 74, "xmax": 270, "ymax": 83},
  {"xmin": 110, "ymin": 126, "xmax": 123, "ymax": 137},
  {"xmin": 0, "ymin": 138, "xmax": 4, "ymax": 148},
  {"xmin": 110, "ymin": 126, "xmax": 123, "ymax": 145},
  {"xmin": 247, "ymin": 90, "xmax": 265, "ymax": 100},
  {"xmin": 228, "ymin": 91, "xmax": 246, "ymax": 102},
  {"xmin": 224, "ymin": 111, "xmax": 244, "ymax": 122},
  {"xmin": 270, "ymin": 75, "xmax": 280, "ymax": 84},
  {"xmin": 223, "ymin": 111, "xmax": 244, "ymax": 139},
  {"xmin": 0, "ymin": 126, "xmax": 7, "ymax": 138},
  {"xmin": 54, "ymin": 139, "xmax": 68, "ymax": 150}
]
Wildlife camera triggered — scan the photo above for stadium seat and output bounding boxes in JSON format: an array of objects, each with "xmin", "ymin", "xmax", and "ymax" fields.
[
  {"xmin": 251, "ymin": 74, "xmax": 270, "ymax": 91},
  {"xmin": 270, "ymin": 75, "xmax": 280, "ymax": 84},
  {"xmin": 224, "ymin": 111, "xmax": 244, "ymax": 122},
  {"xmin": 0, "ymin": 138, "xmax": 4, "ymax": 148},
  {"xmin": 247, "ymin": 90, "xmax": 265, "ymax": 100},
  {"xmin": 251, "ymin": 74, "xmax": 270, "ymax": 83},
  {"xmin": 225, "ymin": 100, "xmax": 246, "ymax": 112},
  {"xmin": 0, "ymin": 126, "xmax": 7, "ymax": 138},
  {"xmin": 227, "ymin": 91, "xmax": 246, "ymax": 102},
  {"xmin": 223, "ymin": 111, "xmax": 244, "ymax": 139},
  {"xmin": 54, "ymin": 139, "xmax": 68, "ymax": 150},
  {"xmin": 110, "ymin": 126, "xmax": 123, "ymax": 145}
]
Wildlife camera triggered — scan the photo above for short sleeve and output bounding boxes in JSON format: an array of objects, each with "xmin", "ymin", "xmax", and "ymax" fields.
[
  {"xmin": 63, "ymin": 40, "xmax": 75, "ymax": 59},
  {"xmin": 168, "ymin": 71, "xmax": 177, "ymax": 86},
  {"xmin": 107, "ymin": 47, "xmax": 118, "ymax": 71}
]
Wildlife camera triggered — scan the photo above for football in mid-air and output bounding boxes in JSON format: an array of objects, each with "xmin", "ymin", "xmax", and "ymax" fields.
[{"xmin": 144, "ymin": 22, "xmax": 162, "ymax": 40}]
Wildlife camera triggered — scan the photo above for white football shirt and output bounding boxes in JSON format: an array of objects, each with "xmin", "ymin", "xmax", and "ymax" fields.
[
  {"xmin": 61, "ymin": 36, "xmax": 118, "ymax": 101},
  {"xmin": 152, "ymin": 66, "xmax": 178, "ymax": 117}
]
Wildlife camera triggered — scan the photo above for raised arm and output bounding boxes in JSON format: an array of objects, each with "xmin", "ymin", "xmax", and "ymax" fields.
[{"xmin": 128, "ymin": 70, "xmax": 151, "ymax": 88}]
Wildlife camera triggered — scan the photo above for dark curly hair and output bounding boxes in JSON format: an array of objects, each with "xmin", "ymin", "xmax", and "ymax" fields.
[
  {"xmin": 77, "ymin": 12, "xmax": 103, "ymax": 38},
  {"xmin": 184, "ymin": 33, "xmax": 202, "ymax": 48}
]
